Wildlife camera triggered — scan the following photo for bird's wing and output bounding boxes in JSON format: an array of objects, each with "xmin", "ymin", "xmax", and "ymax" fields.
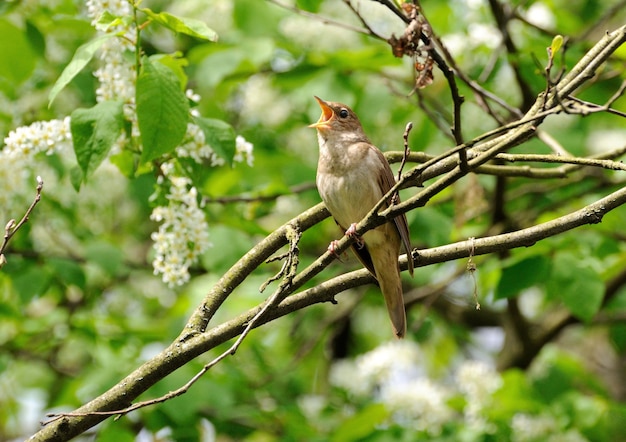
[
  {"xmin": 342, "ymin": 224, "xmax": 377, "ymax": 278},
  {"xmin": 372, "ymin": 147, "xmax": 414, "ymax": 277}
]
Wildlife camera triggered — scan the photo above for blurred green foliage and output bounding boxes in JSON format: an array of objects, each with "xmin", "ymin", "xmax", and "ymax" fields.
[{"xmin": 1, "ymin": 0, "xmax": 626, "ymax": 440}]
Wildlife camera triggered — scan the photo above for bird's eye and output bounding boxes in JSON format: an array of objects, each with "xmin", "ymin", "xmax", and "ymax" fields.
[{"xmin": 339, "ymin": 109, "xmax": 349, "ymax": 118}]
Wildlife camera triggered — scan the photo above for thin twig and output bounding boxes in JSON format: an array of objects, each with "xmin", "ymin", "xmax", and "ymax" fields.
[
  {"xmin": 203, "ymin": 182, "xmax": 316, "ymax": 205},
  {"xmin": 45, "ymin": 223, "xmax": 303, "ymax": 424},
  {"xmin": 0, "ymin": 177, "xmax": 44, "ymax": 268},
  {"xmin": 265, "ymin": 0, "xmax": 376, "ymax": 37},
  {"xmin": 397, "ymin": 122, "xmax": 413, "ymax": 181}
]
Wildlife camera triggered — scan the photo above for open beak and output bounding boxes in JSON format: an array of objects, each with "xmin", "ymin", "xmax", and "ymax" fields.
[{"xmin": 308, "ymin": 96, "xmax": 334, "ymax": 129}]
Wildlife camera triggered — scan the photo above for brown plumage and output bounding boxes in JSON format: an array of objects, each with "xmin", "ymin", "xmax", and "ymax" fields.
[{"xmin": 309, "ymin": 96, "xmax": 414, "ymax": 338}]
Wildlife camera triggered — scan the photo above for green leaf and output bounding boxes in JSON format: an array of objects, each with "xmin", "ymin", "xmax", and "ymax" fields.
[
  {"xmin": 495, "ymin": 255, "xmax": 550, "ymax": 299},
  {"xmin": 234, "ymin": 0, "xmax": 283, "ymax": 37},
  {"xmin": 193, "ymin": 116, "xmax": 236, "ymax": 165},
  {"xmin": 25, "ymin": 20, "xmax": 46, "ymax": 57},
  {"xmin": 11, "ymin": 263, "xmax": 52, "ymax": 302},
  {"xmin": 150, "ymin": 53, "xmax": 188, "ymax": 90},
  {"xmin": 546, "ymin": 253, "xmax": 604, "ymax": 322},
  {"xmin": 136, "ymin": 56, "xmax": 189, "ymax": 163},
  {"xmin": 48, "ymin": 33, "xmax": 114, "ymax": 107},
  {"xmin": 48, "ymin": 258, "xmax": 86, "ymax": 290},
  {"xmin": 141, "ymin": 8, "xmax": 218, "ymax": 42},
  {"xmin": 85, "ymin": 241, "xmax": 125, "ymax": 276},
  {"xmin": 94, "ymin": 10, "xmax": 127, "ymax": 32},
  {"xmin": 490, "ymin": 370, "xmax": 538, "ymax": 419},
  {"xmin": 70, "ymin": 100, "xmax": 125, "ymax": 180},
  {"xmin": 69, "ymin": 165, "xmax": 84, "ymax": 191},
  {"xmin": 331, "ymin": 403, "xmax": 389, "ymax": 442},
  {"xmin": 550, "ymin": 35, "xmax": 564, "ymax": 56},
  {"xmin": 296, "ymin": 0, "xmax": 322, "ymax": 11},
  {"xmin": 0, "ymin": 19, "xmax": 37, "ymax": 88},
  {"xmin": 407, "ymin": 207, "xmax": 452, "ymax": 247},
  {"xmin": 109, "ymin": 150, "xmax": 137, "ymax": 178}
]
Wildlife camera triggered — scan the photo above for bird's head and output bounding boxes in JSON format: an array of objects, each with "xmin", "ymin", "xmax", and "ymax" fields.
[{"xmin": 309, "ymin": 96, "xmax": 367, "ymax": 142}]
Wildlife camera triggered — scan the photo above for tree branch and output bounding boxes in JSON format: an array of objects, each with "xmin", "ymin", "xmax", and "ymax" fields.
[{"xmin": 28, "ymin": 23, "xmax": 626, "ymax": 442}]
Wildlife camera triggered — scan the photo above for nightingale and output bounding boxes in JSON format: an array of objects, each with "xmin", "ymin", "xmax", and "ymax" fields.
[{"xmin": 309, "ymin": 96, "xmax": 414, "ymax": 338}]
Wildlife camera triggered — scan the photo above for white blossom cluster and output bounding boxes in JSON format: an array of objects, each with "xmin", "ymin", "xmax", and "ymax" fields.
[
  {"xmin": 150, "ymin": 163, "xmax": 211, "ymax": 287},
  {"xmin": 176, "ymin": 123, "xmax": 227, "ymax": 166},
  {"xmin": 1, "ymin": 118, "xmax": 72, "ymax": 217},
  {"xmin": 234, "ymin": 135, "xmax": 255, "ymax": 167},
  {"xmin": 381, "ymin": 378, "xmax": 453, "ymax": 433},
  {"xmin": 329, "ymin": 341, "xmax": 504, "ymax": 435},
  {"xmin": 456, "ymin": 359, "xmax": 502, "ymax": 432},
  {"xmin": 1, "ymin": 0, "xmax": 254, "ymax": 289},
  {"xmin": 152, "ymin": 126, "xmax": 253, "ymax": 286},
  {"xmin": 239, "ymin": 75, "xmax": 292, "ymax": 127},
  {"xmin": 83, "ymin": 0, "xmax": 254, "ymax": 287},
  {"xmin": 511, "ymin": 413, "xmax": 588, "ymax": 442},
  {"xmin": 3, "ymin": 117, "xmax": 72, "ymax": 159},
  {"xmin": 86, "ymin": 0, "xmax": 136, "ymax": 106},
  {"xmin": 175, "ymin": 123, "xmax": 254, "ymax": 168},
  {"xmin": 329, "ymin": 340, "xmax": 453, "ymax": 435}
]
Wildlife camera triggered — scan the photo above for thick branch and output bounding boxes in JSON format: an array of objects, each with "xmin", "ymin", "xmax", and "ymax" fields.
[
  {"xmin": 29, "ymin": 24, "xmax": 626, "ymax": 442},
  {"xmin": 30, "ymin": 174, "xmax": 626, "ymax": 441}
]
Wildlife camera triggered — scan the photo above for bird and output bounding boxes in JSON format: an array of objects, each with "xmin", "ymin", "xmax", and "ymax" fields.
[{"xmin": 309, "ymin": 96, "xmax": 414, "ymax": 338}]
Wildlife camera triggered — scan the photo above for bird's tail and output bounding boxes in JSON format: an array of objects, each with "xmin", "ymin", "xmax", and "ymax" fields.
[
  {"xmin": 366, "ymin": 228, "xmax": 406, "ymax": 338},
  {"xmin": 378, "ymin": 267, "xmax": 406, "ymax": 339}
]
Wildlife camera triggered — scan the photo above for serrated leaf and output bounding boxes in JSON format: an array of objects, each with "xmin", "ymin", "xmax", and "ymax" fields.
[
  {"xmin": 70, "ymin": 100, "xmax": 125, "ymax": 180},
  {"xmin": 193, "ymin": 116, "xmax": 236, "ymax": 165},
  {"xmin": 495, "ymin": 255, "xmax": 550, "ymax": 299},
  {"xmin": 150, "ymin": 53, "xmax": 188, "ymax": 90},
  {"xmin": 136, "ymin": 56, "xmax": 189, "ymax": 163},
  {"xmin": 546, "ymin": 253, "xmax": 604, "ymax": 322},
  {"xmin": 141, "ymin": 8, "xmax": 218, "ymax": 42},
  {"xmin": 49, "ymin": 33, "xmax": 114, "ymax": 107}
]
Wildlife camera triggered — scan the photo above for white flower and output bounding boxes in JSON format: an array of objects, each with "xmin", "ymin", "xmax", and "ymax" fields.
[
  {"xmin": 176, "ymin": 123, "xmax": 225, "ymax": 166},
  {"xmin": 86, "ymin": 0, "xmax": 136, "ymax": 106},
  {"xmin": 381, "ymin": 378, "xmax": 453, "ymax": 435},
  {"xmin": 330, "ymin": 340, "xmax": 422, "ymax": 396},
  {"xmin": 329, "ymin": 340, "xmax": 453, "ymax": 434},
  {"xmin": 3, "ymin": 117, "xmax": 72, "ymax": 159},
  {"xmin": 356, "ymin": 340, "xmax": 423, "ymax": 386},
  {"xmin": 511, "ymin": 413, "xmax": 559, "ymax": 442},
  {"xmin": 456, "ymin": 360, "xmax": 502, "ymax": 431},
  {"xmin": 523, "ymin": 3, "xmax": 556, "ymax": 30},
  {"xmin": 150, "ymin": 163, "xmax": 212, "ymax": 287},
  {"xmin": 512, "ymin": 413, "xmax": 590, "ymax": 442},
  {"xmin": 297, "ymin": 394, "xmax": 327, "ymax": 421},
  {"xmin": 86, "ymin": 0, "xmax": 131, "ymax": 21},
  {"xmin": 238, "ymin": 75, "xmax": 291, "ymax": 127},
  {"xmin": 329, "ymin": 358, "xmax": 370, "ymax": 397},
  {"xmin": 457, "ymin": 360, "xmax": 502, "ymax": 399},
  {"xmin": 234, "ymin": 135, "xmax": 254, "ymax": 166}
]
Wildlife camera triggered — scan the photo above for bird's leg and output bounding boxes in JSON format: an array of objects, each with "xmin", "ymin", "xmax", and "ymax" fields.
[
  {"xmin": 345, "ymin": 223, "xmax": 365, "ymax": 249},
  {"xmin": 327, "ymin": 240, "xmax": 345, "ymax": 262}
]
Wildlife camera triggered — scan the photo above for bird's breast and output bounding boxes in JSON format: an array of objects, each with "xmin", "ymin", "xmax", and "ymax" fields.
[{"xmin": 317, "ymin": 144, "xmax": 385, "ymax": 229}]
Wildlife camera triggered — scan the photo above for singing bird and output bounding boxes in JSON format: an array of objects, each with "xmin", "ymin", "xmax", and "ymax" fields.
[{"xmin": 309, "ymin": 96, "xmax": 414, "ymax": 338}]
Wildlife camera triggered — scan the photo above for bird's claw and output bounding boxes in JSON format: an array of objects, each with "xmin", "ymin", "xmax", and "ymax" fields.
[
  {"xmin": 345, "ymin": 223, "xmax": 364, "ymax": 249},
  {"xmin": 327, "ymin": 240, "xmax": 344, "ymax": 262}
]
